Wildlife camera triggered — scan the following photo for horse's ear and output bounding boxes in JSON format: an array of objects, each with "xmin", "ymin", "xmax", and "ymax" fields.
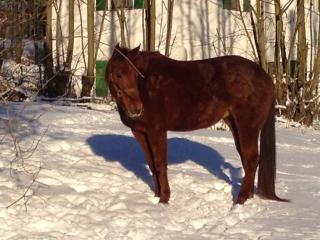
[
  {"xmin": 113, "ymin": 43, "xmax": 123, "ymax": 57},
  {"xmin": 129, "ymin": 44, "xmax": 141, "ymax": 59}
]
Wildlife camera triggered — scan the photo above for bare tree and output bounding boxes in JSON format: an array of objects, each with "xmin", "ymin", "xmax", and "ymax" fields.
[
  {"xmin": 274, "ymin": 0, "xmax": 284, "ymax": 105},
  {"xmin": 295, "ymin": 0, "xmax": 308, "ymax": 121},
  {"xmin": 115, "ymin": 2, "xmax": 129, "ymax": 48},
  {"xmin": 145, "ymin": 0, "xmax": 156, "ymax": 51},
  {"xmin": 65, "ymin": 0, "xmax": 75, "ymax": 69},
  {"xmin": 165, "ymin": 0, "xmax": 174, "ymax": 56},
  {"xmin": 45, "ymin": 0, "xmax": 54, "ymax": 80},
  {"xmin": 15, "ymin": 2, "xmax": 23, "ymax": 63},
  {"xmin": 273, "ymin": 0, "xmax": 318, "ymax": 125},
  {"xmin": 301, "ymin": 1, "xmax": 320, "ymax": 125},
  {"xmin": 95, "ymin": 0, "xmax": 109, "ymax": 62},
  {"xmin": 81, "ymin": 0, "xmax": 95, "ymax": 97},
  {"xmin": 256, "ymin": 0, "xmax": 267, "ymax": 70}
]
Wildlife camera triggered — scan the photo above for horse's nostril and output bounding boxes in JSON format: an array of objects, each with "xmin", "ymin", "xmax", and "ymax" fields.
[
  {"xmin": 128, "ymin": 104, "xmax": 143, "ymax": 118},
  {"xmin": 130, "ymin": 105, "xmax": 139, "ymax": 114}
]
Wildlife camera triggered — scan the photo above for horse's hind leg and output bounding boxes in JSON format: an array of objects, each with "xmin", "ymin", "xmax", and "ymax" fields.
[
  {"xmin": 234, "ymin": 122, "xmax": 260, "ymax": 204},
  {"xmin": 224, "ymin": 115, "xmax": 243, "ymax": 164}
]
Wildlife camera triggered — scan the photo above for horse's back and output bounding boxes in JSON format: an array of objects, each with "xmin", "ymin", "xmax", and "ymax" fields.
[
  {"xmin": 149, "ymin": 54, "xmax": 273, "ymax": 98},
  {"xmin": 209, "ymin": 55, "xmax": 273, "ymax": 87},
  {"xmin": 170, "ymin": 55, "xmax": 274, "ymax": 112}
]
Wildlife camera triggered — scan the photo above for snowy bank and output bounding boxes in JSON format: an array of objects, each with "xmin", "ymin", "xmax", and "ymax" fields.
[{"xmin": 0, "ymin": 102, "xmax": 320, "ymax": 239}]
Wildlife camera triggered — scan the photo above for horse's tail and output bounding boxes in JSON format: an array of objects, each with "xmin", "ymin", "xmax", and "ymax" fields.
[{"xmin": 258, "ymin": 97, "xmax": 288, "ymax": 202}]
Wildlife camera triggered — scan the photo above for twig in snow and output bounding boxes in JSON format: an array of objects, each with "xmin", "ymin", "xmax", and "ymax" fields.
[{"xmin": 6, "ymin": 164, "xmax": 42, "ymax": 210}]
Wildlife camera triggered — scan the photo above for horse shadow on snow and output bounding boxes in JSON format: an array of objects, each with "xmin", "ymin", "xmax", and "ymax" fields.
[{"xmin": 87, "ymin": 134, "xmax": 242, "ymax": 202}]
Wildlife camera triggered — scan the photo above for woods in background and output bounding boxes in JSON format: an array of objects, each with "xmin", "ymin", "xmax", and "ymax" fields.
[{"xmin": 0, "ymin": 0, "xmax": 319, "ymax": 126}]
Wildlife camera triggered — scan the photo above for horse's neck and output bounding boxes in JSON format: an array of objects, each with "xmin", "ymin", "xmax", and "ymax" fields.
[
  {"xmin": 141, "ymin": 51, "xmax": 163, "ymax": 61},
  {"xmin": 137, "ymin": 51, "xmax": 165, "ymax": 74}
]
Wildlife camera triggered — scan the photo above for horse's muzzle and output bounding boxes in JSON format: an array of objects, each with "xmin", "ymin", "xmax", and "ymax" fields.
[{"xmin": 126, "ymin": 105, "xmax": 144, "ymax": 119}]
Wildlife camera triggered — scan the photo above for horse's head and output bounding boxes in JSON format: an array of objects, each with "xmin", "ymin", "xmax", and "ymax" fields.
[{"xmin": 107, "ymin": 44, "xmax": 144, "ymax": 119}]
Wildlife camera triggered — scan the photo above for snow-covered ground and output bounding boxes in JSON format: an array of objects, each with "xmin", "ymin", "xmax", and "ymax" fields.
[{"xmin": 0, "ymin": 102, "xmax": 320, "ymax": 239}]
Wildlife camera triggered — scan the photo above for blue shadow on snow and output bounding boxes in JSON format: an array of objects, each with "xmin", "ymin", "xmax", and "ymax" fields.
[{"xmin": 87, "ymin": 134, "xmax": 242, "ymax": 200}]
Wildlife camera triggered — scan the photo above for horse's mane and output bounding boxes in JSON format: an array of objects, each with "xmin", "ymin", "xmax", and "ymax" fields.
[
  {"xmin": 139, "ymin": 50, "xmax": 180, "ymax": 67},
  {"xmin": 139, "ymin": 50, "xmax": 165, "ymax": 59}
]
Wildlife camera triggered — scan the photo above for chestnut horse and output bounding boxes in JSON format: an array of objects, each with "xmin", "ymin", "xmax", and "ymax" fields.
[{"xmin": 106, "ymin": 44, "xmax": 287, "ymax": 204}]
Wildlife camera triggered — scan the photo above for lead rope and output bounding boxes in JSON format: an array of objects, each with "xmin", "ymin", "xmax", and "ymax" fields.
[{"xmin": 114, "ymin": 48, "xmax": 145, "ymax": 79}]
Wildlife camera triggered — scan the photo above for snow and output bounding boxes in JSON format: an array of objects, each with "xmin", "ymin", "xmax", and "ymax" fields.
[
  {"xmin": 0, "ymin": 59, "xmax": 41, "ymax": 101},
  {"xmin": 0, "ymin": 102, "xmax": 320, "ymax": 239}
]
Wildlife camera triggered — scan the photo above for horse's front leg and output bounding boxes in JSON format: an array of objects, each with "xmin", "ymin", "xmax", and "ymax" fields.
[
  {"xmin": 132, "ymin": 129, "xmax": 160, "ymax": 197},
  {"xmin": 146, "ymin": 130, "xmax": 170, "ymax": 203}
]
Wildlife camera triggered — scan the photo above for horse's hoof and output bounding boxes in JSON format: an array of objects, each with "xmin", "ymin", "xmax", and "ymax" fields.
[
  {"xmin": 159, "ymin": 195, "xmax": 170, "ymax": 204},
  {"xmin": 236, "ymin": 195, "xmax": 248, "ymax": 204},
  {"xmin": 259, "ymin": 193, "xmax": 290, "ymax": 203}
]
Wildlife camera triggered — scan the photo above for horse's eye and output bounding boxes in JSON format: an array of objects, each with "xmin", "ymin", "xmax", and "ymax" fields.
[
  {"xmin": 117, "ymin": 89, "xmax": 123, "ymax": 97},
  {"xmin": 116, "ymin": 74, "xmax": 122, "ymax": 79}
]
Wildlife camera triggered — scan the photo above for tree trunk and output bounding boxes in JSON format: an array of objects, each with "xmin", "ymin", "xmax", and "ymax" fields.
[
  {"xmin": 244, "ymin": 6, "xmax": 258, "ymax": 61},
  {"xmin": 142, "ymin": 2, "xmax": 146, "ymax": 49},
  {"xmin": 55, "ymin": 0, "xmax": 63, "ymax": 69},
  {"xmin": 14, "ymin": 2, "xmax": 22, "ymax": 63},
  {"xmin": 274, "ymin": 0, "xmax": 284, "ymax": 106},
  {"xmin": 116, "ymin": 5, "xmax": 127, "ymax": 47},
  {"xmin": 66, "ymin": 0, "xmax": 75, "ymax": 69},
  {"xmin": 81, "ymin": 0, "xmax": 95, "ymax": 97},
  {"xmin": 45, "ymin": 0, "xmax": 54, "ymax": 80},
  {"xmin": 303, "ymin": 1, "xmax": 320, "ymax": 125},
  {"xmin": 310, "ymin": 3, "xmax": 320, "ymax": 92},
  {"xmin": 296, "ymin": 0, "xmax": 308, "ymax": 121},
  {"xmin": 165, "ymin": 0, "xmax": 174, "ymax": 56},
  {"xmin": 257, "ymin": 0, "xmax": 267, "ymax": 71},
  {"xmin": 145, "ymin": 0, "xmax": 156, "ymax": 51},
  {"xmin": 94, "ymin": 0, "xmax": 108, "ymax": 62}
]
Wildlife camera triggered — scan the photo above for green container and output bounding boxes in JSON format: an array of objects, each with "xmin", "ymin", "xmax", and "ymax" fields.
[
  {"xmin": 96, "ymin": 0, "xmax": 107, "ymax": 11},
  {"xmin": 243, "ymin": 0, "xmax": 251, "ymax": 12},
  {"xmin": 96, "ymin": 60, "xmax": 108, "ymax": 97},
  {"xmin": 223, "ymin": 0, "xmax": 232, "ymax": 10},
  {"xmin": 134, "ymin": 0, "xmax": 144, "ymax": 9}
]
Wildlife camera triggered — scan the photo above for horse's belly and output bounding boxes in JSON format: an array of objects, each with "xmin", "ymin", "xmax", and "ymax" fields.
[{"xmin": 167, "ymin": 105, "xmax": 225, "ymax": 131}]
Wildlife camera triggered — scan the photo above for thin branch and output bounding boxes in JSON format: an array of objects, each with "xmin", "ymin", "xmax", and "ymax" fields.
[{"xmin": 6, "ymin": 165, "xmax": 42, "ymax": 209}]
